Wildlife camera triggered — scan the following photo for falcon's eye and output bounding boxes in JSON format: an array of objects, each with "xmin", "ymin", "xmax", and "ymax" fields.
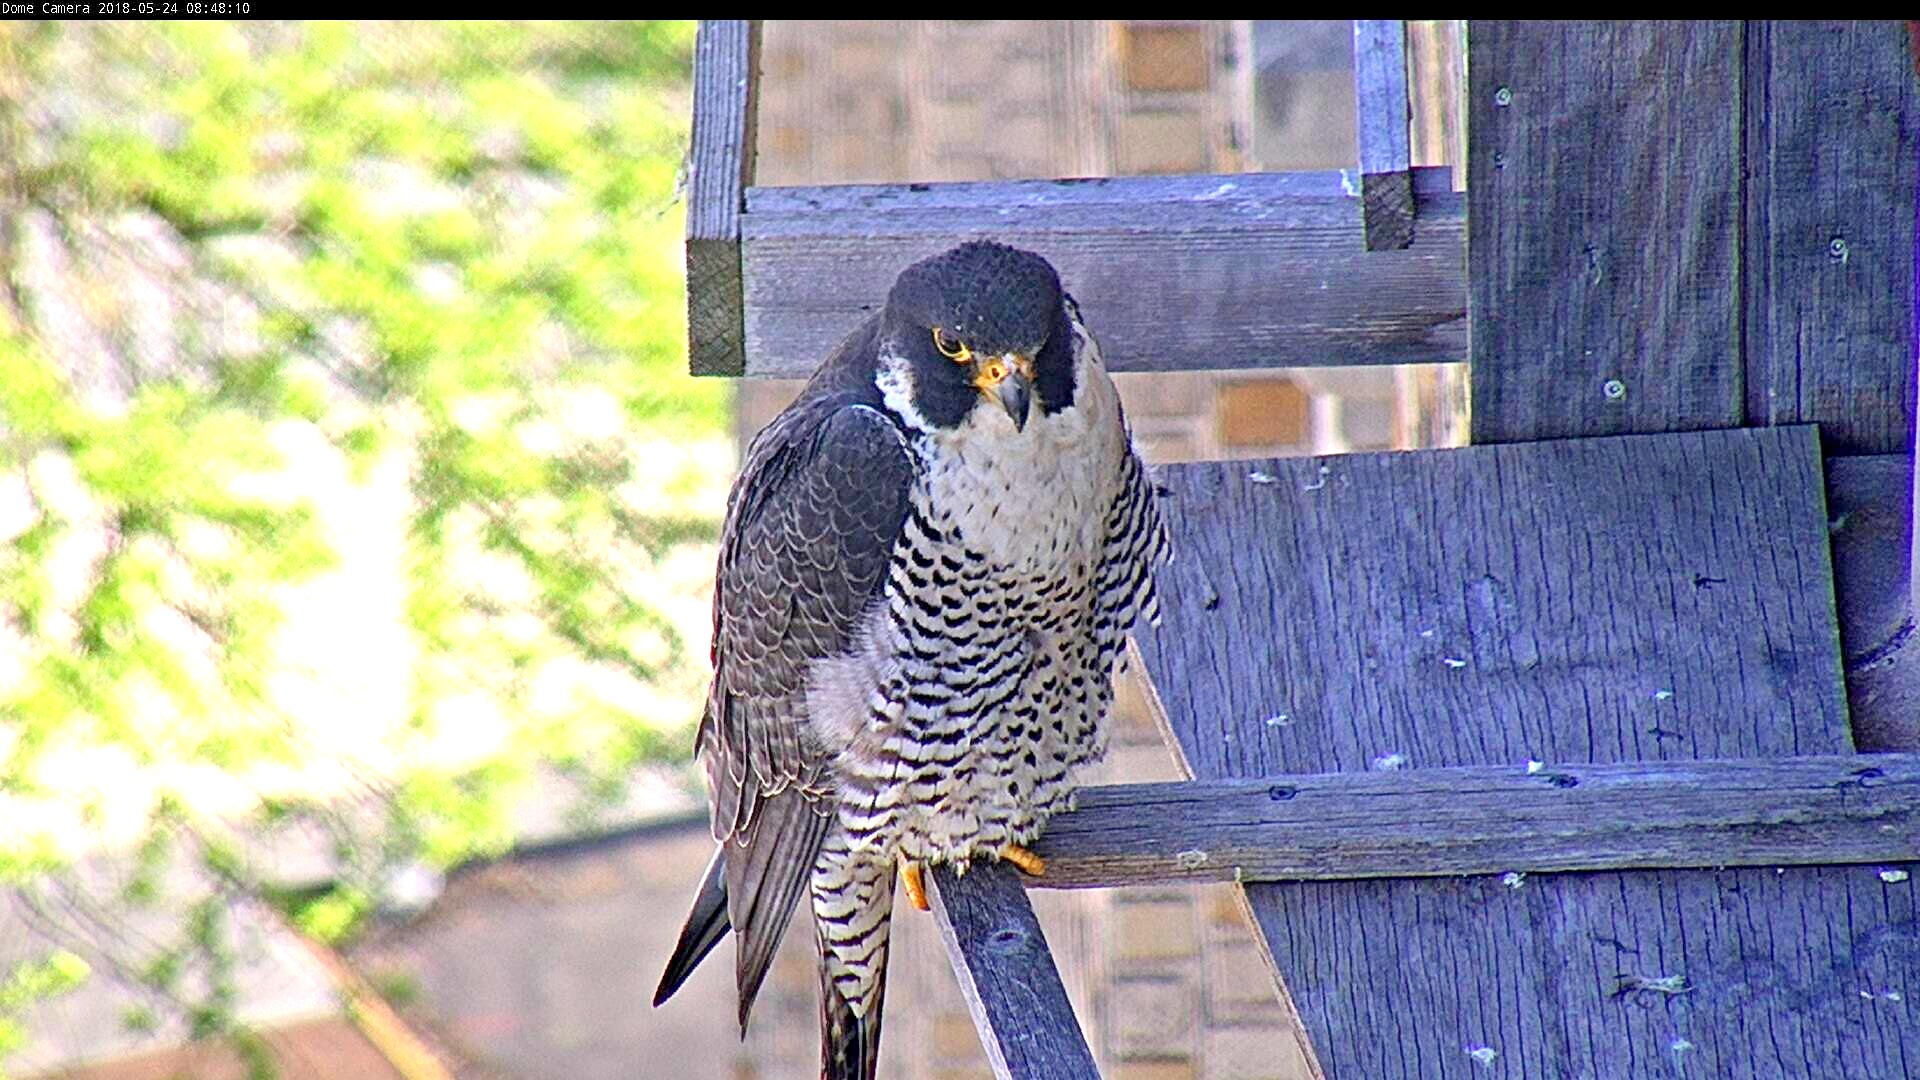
[{"xmin": 932, "ymin": 327, "xmax": 970, "ymax": 362}]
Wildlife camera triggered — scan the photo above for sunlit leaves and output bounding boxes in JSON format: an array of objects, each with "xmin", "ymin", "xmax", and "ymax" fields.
[
  {"xmin": 1, "ymin": 20, "xmax": 716, "ymax": 1065},
  {"xmin": 0, "ymin": 949, "xmax": 90, "ymax": 1058}
]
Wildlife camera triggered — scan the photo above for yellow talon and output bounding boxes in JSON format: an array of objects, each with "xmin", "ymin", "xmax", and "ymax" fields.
[
  {"xmin": 999, "ymin": 843, "xmax": 1047, "ymax": 878},
  {"xmin": 902, "ymin": 861, "xmax": 930, "ymax": 911}
]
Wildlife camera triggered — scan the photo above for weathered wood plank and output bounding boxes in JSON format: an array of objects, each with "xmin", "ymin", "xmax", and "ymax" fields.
[
  {"xmin": 1138, "ymin": 425, "xmax": 1850, "ymax": 779},
  {"xmin": 1026, "ymin": 754, "xmax": 1920, "ymax": 889},
  {"xmin": 738, "ymin": 167, "xmax": 1466, "ymax": 378},
  {"xmin": 1128, "ymin": 424, "xmax": 1914, "ymax": 1079},
  {"xmin": 1746, "ymin": 20, "xmax": 1920, "ymax": 752},
  {"xmin": 1263, "ymin": 864, "xmax": 1917, "ymax": 1079},
  {"xmin": 927, "ymin": 862, "xmax": 1098, "ymax": 1080},
  {"xmin": 686, "ymin": 20, "xmax": 759, "ymax": 376},
  {"xmin": 1353, "ymin": 20, "xmax": 1414, "ymax": 250},
  {"xmin": 1745, "ymin": 21, "xmax": 1920, "ymax": 458},
  {"xmin": 1468, "ymin": 22, "xmax": 1745, "ymax": 443}
]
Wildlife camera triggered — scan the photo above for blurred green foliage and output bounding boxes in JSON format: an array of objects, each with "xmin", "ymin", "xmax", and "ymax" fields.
[{"xmin": 0, "ymin": 20, "xmax": 717, "ymax": 1070}]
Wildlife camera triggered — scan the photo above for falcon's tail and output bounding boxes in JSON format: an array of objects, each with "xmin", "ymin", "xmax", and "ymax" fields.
[
  {"xmin": 820, "ymin": 935, "xmax": 890, "ymax": 1080},
  {"xmin": 653, "ymin": 846, "xmax": 730, "ymax": 1007},
  {"xmin": 816, "ymin": 850, "xmax": 896, "ymax": 1080}
]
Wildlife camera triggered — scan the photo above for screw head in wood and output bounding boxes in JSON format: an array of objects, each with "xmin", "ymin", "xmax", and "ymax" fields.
[
  {"xmin": 1603, "ymin": 379, "xmax": 1627, "ymax": 401},
  {"xmin": 1494, "ymin": 86, "xmax": 1513, "ymax": 107}
]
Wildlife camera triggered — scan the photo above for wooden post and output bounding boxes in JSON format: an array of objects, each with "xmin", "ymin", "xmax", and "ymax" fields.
[
  {"xmin": 1743, "ymin": 21, "xmax": 1919, "ymax": 457},
  {"xmin": 686, "ymin": 20, "xmax": 760, "ymax": 376},
  {"xmin": 1352, "ymin": 20, "xmax": 1414, "ymax": 250}
]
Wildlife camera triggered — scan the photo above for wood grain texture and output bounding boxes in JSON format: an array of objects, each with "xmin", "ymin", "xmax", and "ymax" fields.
[
  {"xmin": 739, "ymin": 168, "xmax": 1465, "ymax": 378},
  {"xmin": 1468, "ymin": 22, "xmax": 1745, "ymax": 444},
  {"xmin": 686, "ymin": 20, "xmax": 759, "ymax": 376},
  {"xmin": 1828, "ymin": 454, "xmax": 1920, "ymax": 751},
  {"xmin": 928, "ymin": 862, "xmax": 1098, "ymax": 1080},
  {"xmin": 1136, "ymin": 426, "xmax": 1850, "ymax": 779},
  {"xmin": 1353, "ymin": 20, "xmax": 1414, "ymax": 250},
  {"xmin": 1745, "ymin": 21, "xmax": 1920, "ymax": 457},
  {"xmin": 1359, "ymin": 170, "xmax": 1414, "ymax": 253},
  {"xmin": 1127, "ymin": 425, "xmax": 1919, "ymax": 1079},
  {"xmin": 1027, "ymin": 754, "xmax": 1920, "ymax": 889}
]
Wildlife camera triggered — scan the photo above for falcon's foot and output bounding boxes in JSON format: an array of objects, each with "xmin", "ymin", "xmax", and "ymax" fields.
[
  {"xmin": 998, "ymin": 843, "xmax": 1047, "ymax": 878},
  {"xmin": 901, "ymin": 861, "xmax": 930, "ymax": 911}
]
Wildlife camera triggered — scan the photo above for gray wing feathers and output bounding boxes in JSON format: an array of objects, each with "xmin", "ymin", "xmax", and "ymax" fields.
[
  {"xmin": 728, "ymin": 789, "xmax": 833, "ymax": 1028},
  {"xmin": 1094, "ymin": 444, "xmax": 1172, "ymax": 658},
  {"xmin": 702, "ymin": 396, "xmax": 914, "ymax": 1012}
]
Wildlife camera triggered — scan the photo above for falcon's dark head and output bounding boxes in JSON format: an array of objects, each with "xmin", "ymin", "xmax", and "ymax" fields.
[{"xmin": 880, "ymin": 240, "xmax": 1079, "ymax": 432}]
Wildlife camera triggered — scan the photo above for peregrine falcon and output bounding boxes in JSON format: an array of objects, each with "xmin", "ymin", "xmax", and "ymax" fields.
[{"xmin": 653, "ymin": 240, "xmax": 1170, "ymax": 1080}]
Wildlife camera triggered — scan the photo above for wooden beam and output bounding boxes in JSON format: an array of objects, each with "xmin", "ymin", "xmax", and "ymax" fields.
[
  {"xmin": 1352, "ymin": 20, "xmax": 1414, "ymax": 250},
  {"xmin": 685, "ymin": 20, "xmax": 760, "ymax": 376},
  {"xmin": 1024, "ymin": 753, "xmax": 1920, "ymax": 889},
  {"xmin": 927, "ymin": 862, "xmax": 1098, "ymax": 1080},
  {"xmin": 1406, "ymin": 21, "xmax": 1466, "ymax": 182},
  {"xmin": 736, "ymin": 167, "xmax": 1465, "ymax": 378}
]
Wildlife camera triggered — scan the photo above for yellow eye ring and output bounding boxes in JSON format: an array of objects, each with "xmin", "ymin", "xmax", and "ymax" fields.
[{"xmin": 932, "ymin": 328, "xmax": 970, "ymax": 362}]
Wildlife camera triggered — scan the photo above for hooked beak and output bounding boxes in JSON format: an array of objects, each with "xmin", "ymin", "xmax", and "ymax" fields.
[
  {"xmin": 997, "ymin": 370, "xmax": 1032, "ymax": 431},
  {"xmin": 974, "ymin": 353, "xmax": 1035, "ymax": 432}
]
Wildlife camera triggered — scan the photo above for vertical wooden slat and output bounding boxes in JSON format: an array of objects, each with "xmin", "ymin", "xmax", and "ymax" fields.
[
  {"xmin": 1468, "ymin": 22, "xmax": 1745, "ymax": 444},
  {"xmin": 1352, "ymin": 20, "xmax": 1414, "ymax": 250},
  {"xmin": 1406, "ymin": 20, "xmax": 1466, "ymax": 182},
  {"xmin": 1399, "ymin": 20, "xmax": 1469, "ymax": 448},
  {"xmin": 1745, "ymin": 20, "xmax": 1919, "ymax": 458},
  {"xmin": 928, "ymin": 863, "xmax": 1099, "ymax": 1080},
  {"xmin": 1744, "ymin": 21, "xmax": 1920, "ymax": 752},
  {"xmin": 686, "ymin": 20, "xmax": 760, "ymax": 376}
]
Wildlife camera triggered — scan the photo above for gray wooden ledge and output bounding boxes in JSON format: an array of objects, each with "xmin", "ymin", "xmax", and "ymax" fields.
[
  {"xmin": 1019, "ymin": 752, "xmax": 1920, "ymax": 889},
  {"xmin": 736, "ymin": 166, "xmax": 1464, "ymax": 378}
]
